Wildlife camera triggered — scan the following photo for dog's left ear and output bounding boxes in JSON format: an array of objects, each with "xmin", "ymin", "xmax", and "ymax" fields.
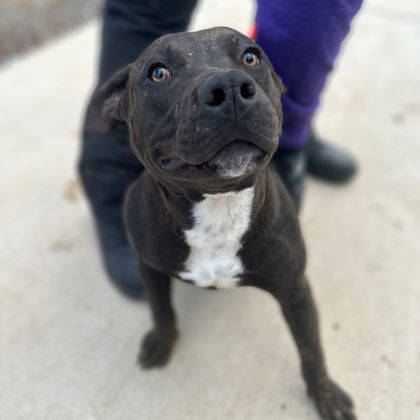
[
  {"xmin": 271, "ymin": 68, "xmax": 286, "ymax": 97},
  {"xmin": 84, "ymin": 65, "xmax": 132, "ymax": 135},
  {"xmin": 269, "ymin": 68, "xmax": 286, "ymax": 119}
]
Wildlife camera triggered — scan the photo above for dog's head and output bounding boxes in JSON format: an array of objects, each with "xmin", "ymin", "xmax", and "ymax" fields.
[{"xmin": 92, "ymin": 27, "xmax": 284, "ymax": 193}]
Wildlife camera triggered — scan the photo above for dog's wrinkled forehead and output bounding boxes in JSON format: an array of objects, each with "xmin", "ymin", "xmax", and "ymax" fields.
[{"xmin": 131, "ymin": 27, "xmax": 259, "ymax": 77}]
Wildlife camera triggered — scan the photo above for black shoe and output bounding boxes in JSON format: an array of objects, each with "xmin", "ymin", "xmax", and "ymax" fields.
[
  {"xmin": 306, "ymin": 132, "xmax": 357, "ymax": 183},
  {"xmin": 271, "ymin": 147, "xmax": 306, "ymax": 212},
  {"xmin": 95, "ymin": 220, "xmax": 145, "ymax": 300}
]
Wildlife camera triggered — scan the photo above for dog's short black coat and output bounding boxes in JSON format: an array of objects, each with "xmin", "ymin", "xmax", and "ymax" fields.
[{"xmin": 87, "ymin": 27, "xmax": 356, "ymax": 420}]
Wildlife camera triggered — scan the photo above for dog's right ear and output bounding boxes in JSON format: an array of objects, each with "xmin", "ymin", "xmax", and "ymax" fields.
[{"xmin": 84, "ymin": 65, "xmax": 132, "ymax": 134}]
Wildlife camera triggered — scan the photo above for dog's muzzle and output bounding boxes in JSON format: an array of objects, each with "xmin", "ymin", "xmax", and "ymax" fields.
[{"xmin": 168, "ymin": 69, "xmax": 277, "ymax": 166}]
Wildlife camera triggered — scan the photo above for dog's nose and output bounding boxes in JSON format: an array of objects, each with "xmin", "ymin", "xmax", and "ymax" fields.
[{"xmin": 199, "ymin": 70, "xmax": 257, "ymax": 117}]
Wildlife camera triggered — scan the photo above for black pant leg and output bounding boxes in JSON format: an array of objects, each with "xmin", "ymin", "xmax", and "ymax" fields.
[
  {"xmin": 81, "ymin": 0, "xmax": 199, "ymax": 224},
  {"xmin": 99, "ymin": 0, "xmax": 199, "ymax": 83},
  {"xmin": 78, "ymin": 0, "xmax": 198, "ymax": 296}
]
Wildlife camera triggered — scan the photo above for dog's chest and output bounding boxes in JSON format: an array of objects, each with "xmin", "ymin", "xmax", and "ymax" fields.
[{"xmin": 178, "ymin": 187, "xmax": 255, "ymax": 288}]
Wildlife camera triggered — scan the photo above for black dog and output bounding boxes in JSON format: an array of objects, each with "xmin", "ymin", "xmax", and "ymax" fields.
[{"xmin": 88, "ymin": 27, "xmax": 356, "ymax": 420}]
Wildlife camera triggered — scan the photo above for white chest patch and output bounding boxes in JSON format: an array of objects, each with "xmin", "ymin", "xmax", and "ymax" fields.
[{"xmin": 179, "ymin": 186, "xmax": 255, "ymax": 288}]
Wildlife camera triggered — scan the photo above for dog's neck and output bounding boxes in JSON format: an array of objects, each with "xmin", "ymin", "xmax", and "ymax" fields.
[{"xmin": 154, "ymin": 168, "xmax": 268, "ymax": 229}]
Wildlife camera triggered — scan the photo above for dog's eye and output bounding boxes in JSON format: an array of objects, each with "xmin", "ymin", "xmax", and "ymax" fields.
[
  {"xmin": 242, "ymin": 50, "xmax": 261, "ymax": 67},
  {"xmin": 149, "ymin": 65, "xmax": 171, "ymax": 83}
]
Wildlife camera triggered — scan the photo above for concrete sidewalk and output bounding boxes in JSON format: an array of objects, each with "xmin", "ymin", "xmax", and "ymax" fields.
[{"xmin": 1, "ymin": 1, "xmax": 419, "ymax": 419}]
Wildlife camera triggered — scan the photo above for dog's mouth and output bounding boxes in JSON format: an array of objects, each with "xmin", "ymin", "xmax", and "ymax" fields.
[
  {"xmin": 159, "ymin": 139, "xmax": 266, "ymax": 178},
  {"xmin": 205, "ymin": 139, "xmax": 266, "ymax": 177}
]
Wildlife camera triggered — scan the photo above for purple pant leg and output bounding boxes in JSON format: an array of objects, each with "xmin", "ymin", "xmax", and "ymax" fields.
[{"xmin": 256, "ymin": 0, "xmax": 363, "ymax": 148}]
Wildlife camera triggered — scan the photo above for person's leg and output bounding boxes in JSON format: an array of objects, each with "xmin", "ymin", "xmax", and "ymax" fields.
[
  {"xmin": 79, "ymin": 0, "xmax": 198, "ymax": 298},
  {"xmin": 255, "ymin": 0, "xmax": 364, "ymax": 209}
]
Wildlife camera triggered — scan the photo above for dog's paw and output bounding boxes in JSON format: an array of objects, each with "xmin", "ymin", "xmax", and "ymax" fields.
[
  {"xmin": 308, "ymin": 378, "xmax": 356, "ymax": 420},
  {"xmin": 138, "ymin": 328, "xmax": 178, "ymax": 369}
]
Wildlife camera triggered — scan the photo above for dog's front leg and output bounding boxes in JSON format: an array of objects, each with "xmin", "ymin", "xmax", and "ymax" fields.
[
  {"xmin": 265, "ymin": 276, "xmax": 356, "ymax": 420},
  {"xmin": 138, "ymin": 259, "xmax": 178, "ymax": 369}
]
